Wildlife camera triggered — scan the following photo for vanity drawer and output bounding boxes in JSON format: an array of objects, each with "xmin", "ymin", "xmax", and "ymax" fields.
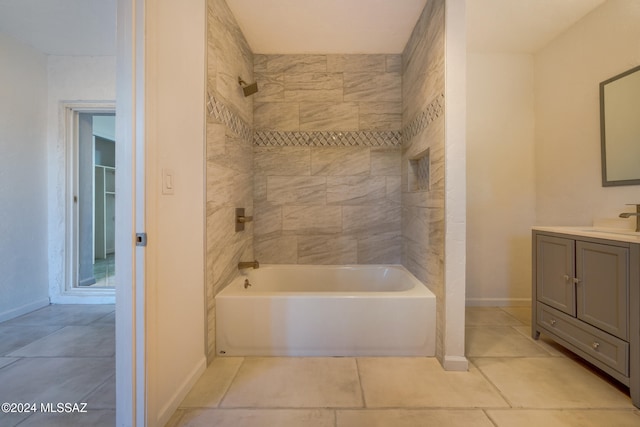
[{"xmin": 537, "ymin": 303, "xmax": 629, "ymax": 376}]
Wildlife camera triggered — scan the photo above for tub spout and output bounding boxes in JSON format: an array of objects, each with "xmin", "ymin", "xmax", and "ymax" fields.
[{"xmin": 238, "ymin": 260, "xmax": 259, "ymax": 269}]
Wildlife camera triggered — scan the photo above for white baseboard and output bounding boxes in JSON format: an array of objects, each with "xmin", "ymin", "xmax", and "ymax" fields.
[
  {"xmin": 157, "ymin": 356, "xmax": 207, "ymax": 427},
  {"xmin": 442, "ymin": 355, "xmax": 469, "ymax": 371},
  {"xmin": 50, "ymin": 294, "xmax": 116, "ymax": 304},
  {"xmin": 465, "ymin": 298, "xmax": 531, "ymax": 307},
  {"xmin": 0, "ymin": 298, "xmax": 50, "ymax": 323}
]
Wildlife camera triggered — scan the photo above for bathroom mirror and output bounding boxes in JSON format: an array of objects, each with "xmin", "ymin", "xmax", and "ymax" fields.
[{"xmin": 600, "ymin": 64, "xmax": 640, "ymax": 186}]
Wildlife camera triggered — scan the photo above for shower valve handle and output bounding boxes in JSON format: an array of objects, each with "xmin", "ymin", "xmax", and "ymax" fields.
[{"xmin": 237, "ymin": 215, "xmax": 253, "ymax": 223}]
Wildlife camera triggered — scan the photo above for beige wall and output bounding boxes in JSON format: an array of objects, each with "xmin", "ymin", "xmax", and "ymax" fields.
[
  {"xmin": 535, "ymin": 0, "xmax": 640, "ymax": 227},
  {"xmin": 401, "ymin": 0, "xmax": 446, "ymax": 361},
  {"xmin": 465, "ymin": 0, "xmax": 640, "ymax": 306},
  {"xmin": 252, "ymin": 54, "xmax": 403, "ymax": 265},
  {"xmin": 466, "ymin": 53, "xmax": 535, "ymax": 305},
  {"xmin": 0, "ymin": 33, "xmax": 49, "ymax": 321},
  {"xmin": 143, "ymin": 0, "xmax": 207, "ymax": 424}
]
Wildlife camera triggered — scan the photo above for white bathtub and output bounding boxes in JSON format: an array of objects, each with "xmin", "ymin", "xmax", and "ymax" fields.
[{"xmin": 215, "ymin": 264, "xmax": 436, "ymax": 357}]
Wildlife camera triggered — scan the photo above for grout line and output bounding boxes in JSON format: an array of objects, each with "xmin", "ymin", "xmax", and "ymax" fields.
[
  {"xmin": 509, "ymin": 324, "xmax": 565, "ymax": 357},
  {"xmin": 485, "ymin": 407, "xmax": 640, "ymax": 412},
  {"xmin": 200, "ymin": 405, "xmax": 564, "ymax": 412},
  {"xmin": 165, "ymin": 408, "xmax": 186, "ymax": 427},
  {"xmin": 468, "ymin": 355, "xmax": 570, "ymax": 362},
  {"xmin": 483, "ymin": 408, "xmax": 500, "ymax": 427},
  {"xmin": 0, "ymin": 357, "xmax": 21, "ymax": 371},
  {"xmin": 354, "ymin": 358, "xmax": 367, "ymax": 409},
  {"xmin": 78, "ymin": 372, "xmax": 116, "ymax": 408},
  {"xmin": 497, "ymin": 306, "xmax": 529, "ymax": 325},
  {"xmin": 4, "ymin": 355, "xmax": 115, "ymax": 359},
  {"xmin": 217, "ymin": 357, "xmax": 246, "ymax": 408},
  {"xmin": 468, "ymin": 359, "xmax": 515, "ymax": 409}
]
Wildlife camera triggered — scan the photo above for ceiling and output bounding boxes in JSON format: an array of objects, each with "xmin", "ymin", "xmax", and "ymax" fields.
[
  {"xmin": 0, "ymin": 0, "xmax": 116, "ymax": 56},
  {"xmin": 225, "ymin": 0, "xmax": 429, "ymax": 54},
  {"xmin": 466, "ymin": 0, "xmax": 606, "ymax": 53},
  {"xmin": 0, "ymin": 0, "xmax": 607, "ymax": 56},
  {"xmin": 227, "ymin": 0, "xmax": 607, "ymax": 54}
]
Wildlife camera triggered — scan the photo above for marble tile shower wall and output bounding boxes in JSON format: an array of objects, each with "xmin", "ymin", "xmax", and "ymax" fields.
[
  {"xmin": 252, "ymin": 54, "xmax": 403, "ymax": 264},
  {"xmin": 401, "ymin": 0, "xmax": 446, "ymax": 361},
  {"xmin": 205, "ymin": 0, "xmax": 254, "ymax": 362}
]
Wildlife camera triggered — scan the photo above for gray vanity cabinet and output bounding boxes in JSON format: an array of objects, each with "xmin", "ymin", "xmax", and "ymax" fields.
[
  {"xmin": 576, "ymin": 241, "xmax": 629, "ymax": 340},
  {"xmin": 532, "ymin": 230, "xmax": 640, "ymax": 408},
  {"xmin": 535, "ymin": 235, "xmax": 576, "ymax": 316}
]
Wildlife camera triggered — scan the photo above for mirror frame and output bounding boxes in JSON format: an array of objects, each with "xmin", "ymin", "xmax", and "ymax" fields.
[{"xmin": 600, "ymin": 64, "xmax": 640, "ymax": 187}]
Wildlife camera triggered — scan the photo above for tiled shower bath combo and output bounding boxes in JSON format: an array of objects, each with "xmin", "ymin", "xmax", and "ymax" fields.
[{"xmin": 205, "ymin": 0, "xmax": 446, "ymax": 362}]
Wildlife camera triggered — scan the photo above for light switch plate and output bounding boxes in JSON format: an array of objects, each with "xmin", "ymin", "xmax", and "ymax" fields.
[{"xmin": 162, "ymin": 168, "xmax": 175, "ymax": 195}]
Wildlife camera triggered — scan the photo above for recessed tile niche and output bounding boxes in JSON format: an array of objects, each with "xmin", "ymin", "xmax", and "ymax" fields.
[{"xmin": 408, "ymin": 149, "xmax": 430, "ymax": 191}]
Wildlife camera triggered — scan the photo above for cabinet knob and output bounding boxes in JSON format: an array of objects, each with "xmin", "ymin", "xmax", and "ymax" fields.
[
  {"xmin": 550, "ymin": 319, "xmax": 557, "ymax": 326},
  {"xmin": 572, "ymin": 277, "xmax": 581, "ymax": 284},
  {"xmin": 563, "ymin": 274, "xmax": 570, "ymax": 281},
  {"xmin": 592, "ymin": 342, "xmax": 600, "ymax": 350}
]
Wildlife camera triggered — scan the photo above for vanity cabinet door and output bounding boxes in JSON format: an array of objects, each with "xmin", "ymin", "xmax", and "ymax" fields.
[
  {"xmin": 536, "ymin": 235, "xmax": 576, "ymax": 316},
  {"xmin": 576, "ymin": 241, "xmax": 629, "ymax": 340}
]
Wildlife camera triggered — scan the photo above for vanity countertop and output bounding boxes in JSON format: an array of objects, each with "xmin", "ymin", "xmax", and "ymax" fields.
[{"xmin": 533, "ymin": 226, "xmax": 640, "ymax": 244}]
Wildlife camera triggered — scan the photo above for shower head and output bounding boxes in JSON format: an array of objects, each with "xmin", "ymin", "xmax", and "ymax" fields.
[{"xmin": 238, "ymin": 77, "xmax": 258, "ymax": 97}]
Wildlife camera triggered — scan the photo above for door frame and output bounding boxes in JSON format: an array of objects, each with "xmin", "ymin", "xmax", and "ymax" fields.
[
  {"xmin": 116, "ymin": 1, "xmax": 208, "ymax": 424},
  {"xmin": 58, "ymin": 103, "xmax": 117, "ymax": 304},
  {"xmin": 116, "ymin": 0, "xmax": 146, "ymax": 424}
]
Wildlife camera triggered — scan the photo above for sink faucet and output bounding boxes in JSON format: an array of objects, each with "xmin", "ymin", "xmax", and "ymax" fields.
[
  {"xmin": 238, "ymin": 260, "xmax": 259, "ymax": 269},
  {"xmin": 619, "ymin": 204, "xmax": 640, "ymax": 232}
]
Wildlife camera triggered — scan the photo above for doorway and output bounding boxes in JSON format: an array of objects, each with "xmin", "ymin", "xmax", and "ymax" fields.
[
  {"xmin": 63, "ymin": 104, "xmax": 117, "ymax": 300},
  {"xmin": 78, "ymin": 113, "xmax": 116, "ymax": 288}
]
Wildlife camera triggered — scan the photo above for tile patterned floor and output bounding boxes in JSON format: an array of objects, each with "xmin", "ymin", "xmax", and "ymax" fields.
[
  {"xmin": 2, "ymin": 305, "xmax": 639, "ymax": 427},
  {"xmin": 0, "ymin": 305, "xmax": 115, "ymax": 427},
  {"xmin": 168, "ymin": 306, "xmax": 640, "ymax": 427}
]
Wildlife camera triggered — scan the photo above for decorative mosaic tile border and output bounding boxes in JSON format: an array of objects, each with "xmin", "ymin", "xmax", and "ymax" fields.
[
  {"xmin": 207, "ymin": 91, "xmax": 444, "ymax": 147},
  {"xmin": 206, "ymin": 92, "xmax": 253, "ymax": 142},
  {"xmin": 254, "ymin": 130, "xmax": 401, "ymax": 147},
  {"xmin": 403, "ymin": 93, "xmax": 445, "ymax": 143}
]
